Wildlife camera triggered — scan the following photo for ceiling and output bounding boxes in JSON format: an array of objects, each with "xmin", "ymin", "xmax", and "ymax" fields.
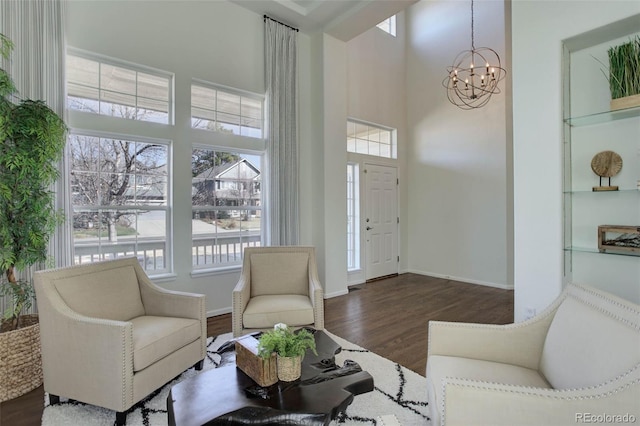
[{"xmin": 229, "ymin": 0, "xmax": 418, "ymax": 41}]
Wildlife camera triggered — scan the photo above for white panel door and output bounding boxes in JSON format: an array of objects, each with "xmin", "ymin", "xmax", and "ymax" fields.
[{"xmin": 365, "ymin": 164, "xmax": 398, "ymax": 280}]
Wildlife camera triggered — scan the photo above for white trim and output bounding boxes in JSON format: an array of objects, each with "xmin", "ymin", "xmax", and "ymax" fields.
[
  {"xmin": 324, "ymin": 289, "xmax": 350, "ymax": 299},
  {"xmin": 406, "ymin": 269, "xmax": 515, "ymax": 290}
]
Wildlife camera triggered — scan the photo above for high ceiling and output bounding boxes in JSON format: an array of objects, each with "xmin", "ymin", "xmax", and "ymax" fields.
[{"xmin": 229, "ymin": 0, "xmax": 418, "ymax": 41}]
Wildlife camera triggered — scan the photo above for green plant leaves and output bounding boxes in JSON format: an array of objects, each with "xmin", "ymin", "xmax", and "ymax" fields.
[
  {"xmin": 0, "ymin": 34, "xmax": 67, "ymax": 327},
  {"xmin": 608, "ymin": 36, "xmax": 640, "ymax": 99},
  {"xmin": 256, "ymin": 326, "xmax": 318, "ymax": 359}
]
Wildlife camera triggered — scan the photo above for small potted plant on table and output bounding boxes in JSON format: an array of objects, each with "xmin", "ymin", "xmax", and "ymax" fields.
[{"xmin": 257, "ymin": 323, "xmax": 317, "ymax": 382}]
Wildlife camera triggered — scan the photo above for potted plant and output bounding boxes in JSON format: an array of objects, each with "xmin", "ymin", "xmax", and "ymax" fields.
[
  {"xmin": 257, "ymin": 323, "xmax": 317, "ymax": 382},
  {"xmin": 0, "ymin": 33, "xmax": 67, "ymax": 402},
  {"xmin": 606, "ymin": 35, "xmax": 640, "ymax": 110}
]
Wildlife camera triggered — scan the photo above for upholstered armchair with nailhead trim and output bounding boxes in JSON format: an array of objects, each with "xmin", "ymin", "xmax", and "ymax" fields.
[
  {"xmin": 426, "ymin": 283, "xmax": 640, "ymax": 426},
  {"xmin": 34, "ymin": 257, "xmax": 206, "ymax": 426},
  {"xmin": 232, "ymin": 246, "xmax": 324, "ymax": 338}
]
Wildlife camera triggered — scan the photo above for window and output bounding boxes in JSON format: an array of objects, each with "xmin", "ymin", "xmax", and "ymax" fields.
[
  {"xmin": 70, "ymin": 133, "xmax": 171, "ymax": 273},
  {"xmin": 376, "ymin": 15, "xmax": 396, "ymax": 37},
  {"xmin": 347, "ymin": 163, "xmax": 360, "ymax": 271},
  {"xmin": 192, "ymin": 147, "xmax": 262, "ymax": 269},
  {"xmin": 191, "ymin": 82, "xmax": 264, "ymax": 138},
  {"xmin": 347, "ymin": 119, "xmax": 396, "ymax": 159},
  {"xmin": 67, "ymin": 50, "xmax": 173, "ymax": 124}
]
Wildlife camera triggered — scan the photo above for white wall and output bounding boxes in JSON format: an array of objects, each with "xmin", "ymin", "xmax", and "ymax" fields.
[
  {"xmin": 512, "ymin": 1, "xmax": 640, "ymax": 321},
  {"xmin": 346, "ymin": 13, "xmax": 408, "ymax": 284},
  {"xmin": 405, "ymin": 0, "xmax": 512, "ymax": 290},
  {"xmin": 65, "ymin": 0, "xmax": 321, "ymax": 315}
]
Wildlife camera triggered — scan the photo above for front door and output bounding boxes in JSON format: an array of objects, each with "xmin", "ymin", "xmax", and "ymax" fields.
[{"xmin": 364, "ymin": 164, "xmax": 398, "ymax": 280}]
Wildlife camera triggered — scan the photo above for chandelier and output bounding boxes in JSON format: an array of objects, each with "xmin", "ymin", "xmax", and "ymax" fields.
[{"xmin": 443, "ymin": 0, "xmax": 506, "ymax": 110}]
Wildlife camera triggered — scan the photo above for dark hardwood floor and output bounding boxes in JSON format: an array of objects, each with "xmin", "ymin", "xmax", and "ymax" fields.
[{"xmin": 0, "ymin": 273, "xmax": 513, "ymax": 426}]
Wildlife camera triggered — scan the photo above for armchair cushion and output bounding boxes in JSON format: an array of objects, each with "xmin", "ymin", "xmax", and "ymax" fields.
[
  {"xmin": 242, "ymin": 295, "xmax": 315, "ymax": 329},
  {"xmin": 250, "ymin": 252, "xmax": 309, "ymax": 296},
  {"xmin": 52, "ymin": 263, "xmax": 145, "ymax": 321},
  {"xmin": 130, "ymin": 316, "xmax": 201, "ymax": 372},
  {"xmin": 539, "ymin": 296, "xmax": 639, "ymax": 390}
]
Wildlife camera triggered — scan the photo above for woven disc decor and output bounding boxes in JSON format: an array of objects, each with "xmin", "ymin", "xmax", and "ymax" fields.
[
  {"xmin": 0, "ymin": 314, "xmax": 43, "ymax": 402},
  {"xmin": 591, "ymin": 151, "xmax": 623, "ymax": 177}
]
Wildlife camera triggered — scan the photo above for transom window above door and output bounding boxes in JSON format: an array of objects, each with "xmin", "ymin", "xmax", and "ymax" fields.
[{"xmin": 347, "ymin": 119, "xmax": 396, "ymax": 159}]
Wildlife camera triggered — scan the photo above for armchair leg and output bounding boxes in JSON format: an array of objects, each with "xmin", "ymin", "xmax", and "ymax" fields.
[
  {"xmin": 194, "ymin": 359, "xmax": 204, "ymax": 371},
  {"xmin": 115, "ymin": 411, "xmax": 127, "ymax": 426},
  {"xmin": 48, "ymin": 394, "xmax": 60, "ymax": 405}
]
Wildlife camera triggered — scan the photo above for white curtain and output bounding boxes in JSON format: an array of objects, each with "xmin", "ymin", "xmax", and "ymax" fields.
[
  {"xmin": 264, "ymin": 17, "xmax": 299, "ymax": 246},
  {"xmin": 1, "ymin": 0, "xmax": 70, "ymax": 271}
]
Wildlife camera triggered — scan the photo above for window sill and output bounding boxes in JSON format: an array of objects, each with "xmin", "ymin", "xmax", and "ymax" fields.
[{"xmin": 191, "ymin": 265, "xmax": 242, "ymax": 278}]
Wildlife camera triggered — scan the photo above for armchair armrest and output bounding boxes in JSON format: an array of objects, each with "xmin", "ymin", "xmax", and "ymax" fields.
[
  {"xmin": 36, "ymin": 286, "xmax": 135, "ymax": 412},
  {"xmin": 137, "ymin": 272, "xmax": 205, "ymax": 321},
  {"xmin": 232, "ymin": 275, "xmax": 251, "ymax": 336},
  {"xmin": 439, "ymin": 366, "xmax": 640, "ymax": 426},
  {"xmin": 309, "ymin": 274, "xmax": 325, "ymax": 330},
  {"xmin": 428, "ymin": 309, "xmax": 557, "ymax": 370}
]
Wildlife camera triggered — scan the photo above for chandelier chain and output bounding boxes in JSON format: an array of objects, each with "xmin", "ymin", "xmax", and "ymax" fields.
[{"xmin": 470, "ymin": 0, "xmax": 475, "ymax": 50}]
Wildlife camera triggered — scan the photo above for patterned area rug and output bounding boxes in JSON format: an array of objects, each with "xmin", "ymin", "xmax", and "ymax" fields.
[{"xmin": 41, "ymin": 331, "xmax": 430, "ymax": 426}]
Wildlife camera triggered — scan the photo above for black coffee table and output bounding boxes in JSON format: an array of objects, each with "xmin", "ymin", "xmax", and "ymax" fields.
[{"xmin": 167, "ymin": 330, "xmax": 374, "ymax": 426}]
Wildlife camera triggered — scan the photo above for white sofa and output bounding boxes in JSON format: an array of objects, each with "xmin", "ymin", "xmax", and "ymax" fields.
[{"xmin": 426, "ymin": 283, "xmax": 640, "ymax": 426}]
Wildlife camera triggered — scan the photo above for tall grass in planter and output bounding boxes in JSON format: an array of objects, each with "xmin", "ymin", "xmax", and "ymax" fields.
[
  {"xmin": 608, "ymin": 35, "xmax": 640, "ymax": 110},
  {"xmin": 0, "ymin": 33, "xmax": 67, "ymax": 402}
]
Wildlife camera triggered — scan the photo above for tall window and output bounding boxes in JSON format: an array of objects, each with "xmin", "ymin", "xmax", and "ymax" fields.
[
  {"xmin": 191, "ymin": 147, "xmax": 262, "ymax": 269},
  {"xmin": 67, "ymin": 50, "xmax": 173, "ymax": 124},
  {"xmin": 376, "ymin": 15, "xmax": 396, "ymax": 37},
  {"xmin": 347, "ymin": 163, "xmax": 360, "ymax": 271},
  {"xmin": 70, "ymin": 133, "xmax": 171, "ymax": 273},
  {"xmin": 191, "ymin": 81, "xmax": 263, "ymax": 138},
  {"xmin": 347, "ymin": 119, "xmax": 396, "ymax": 159},
  {"xmin": 66, "ymin": 50, "xmax": 174, "ymax": 274}
]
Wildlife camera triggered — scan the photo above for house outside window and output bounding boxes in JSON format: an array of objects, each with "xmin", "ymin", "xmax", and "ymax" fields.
[{"xmin": 192, "ymin": 148, "xmax": 262, "ymax": 269}]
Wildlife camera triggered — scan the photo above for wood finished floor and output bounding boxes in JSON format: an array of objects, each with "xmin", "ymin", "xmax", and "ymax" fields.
[{"xmin": 0, "ymin": 273, "xmax": 513, "ymax": 426}]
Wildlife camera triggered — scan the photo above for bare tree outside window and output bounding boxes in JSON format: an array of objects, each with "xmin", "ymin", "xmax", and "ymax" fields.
[{"xmin": 71, "ymin": 134, "xmax": 169, "ymax": 270}]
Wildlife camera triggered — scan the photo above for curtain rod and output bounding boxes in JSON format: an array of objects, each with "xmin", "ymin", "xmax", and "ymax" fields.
[{"xmin": 264, "ymin": 15, "xmax": 299, "ymax": 32}]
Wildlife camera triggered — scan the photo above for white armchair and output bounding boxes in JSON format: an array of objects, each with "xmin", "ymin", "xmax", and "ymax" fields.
[
  {"xmin": 33, "ymin": 257, "xmax": 206, "ymax": 426},
  {"xmin": 426, "ymin": 283, "xmax": 640, "ymax": 426},
  {"xmin": 232, "ymin": 246, "xmax": 324, "ymax": 337}
]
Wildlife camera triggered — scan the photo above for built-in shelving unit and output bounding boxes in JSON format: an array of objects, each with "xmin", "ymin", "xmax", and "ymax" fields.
[{"xmin": 562, "ymin": 21, "xmax": 640, "ymax": 302}]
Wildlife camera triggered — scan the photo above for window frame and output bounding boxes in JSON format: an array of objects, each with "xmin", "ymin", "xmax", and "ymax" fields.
[
  {"xmin": 66, "ymin": 47, "xmax": 175, "ymax": 125},
  {"xmin": 191, "ymin": 79, "xmax": 265, "ymax": 139},
  {"xmin": 347, "ymin": 162, "xmax": 360, "ymax": 272},
  {"xmin": 347, "ymin": 118, "xmax": 397, "ymax": 159},
  {"xmin": 376, "ymin": 15, "xmax": 396, "ymax": 37},
  {"xmin": 68, "ymin": 129, "xmax": 173, "ymax": 275}
]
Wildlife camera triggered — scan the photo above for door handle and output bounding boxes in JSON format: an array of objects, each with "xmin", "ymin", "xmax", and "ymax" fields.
[{"xmin": 366, "ymin": 226, "xmax": 373, "ymax": 231}]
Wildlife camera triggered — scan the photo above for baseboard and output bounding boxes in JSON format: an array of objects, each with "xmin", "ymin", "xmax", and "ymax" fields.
[
  {"xmin": 324, "ymin": 289, "xmax": 349, "ymax": 299},
  {"xmin": 406, "ymin": 269, "xmax": 514, "ymax": 290},
  {"xmin": 206, "ymin": 306, "xmax": 232, "ymax": 317}
]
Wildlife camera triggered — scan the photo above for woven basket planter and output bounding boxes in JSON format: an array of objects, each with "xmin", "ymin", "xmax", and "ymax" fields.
[
  {"xmin": 0, "ymin": 314, "xmax": 43, "ymax": 402},
  {"xmin": 277, "ymin": 354, "xmax": 302, "ymax": 382}
]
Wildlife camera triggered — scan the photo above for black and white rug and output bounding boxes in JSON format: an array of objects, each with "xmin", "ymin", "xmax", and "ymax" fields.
[{"xmin": 41, "ymin": 331, "xmax": 430, "ymax": 426}]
